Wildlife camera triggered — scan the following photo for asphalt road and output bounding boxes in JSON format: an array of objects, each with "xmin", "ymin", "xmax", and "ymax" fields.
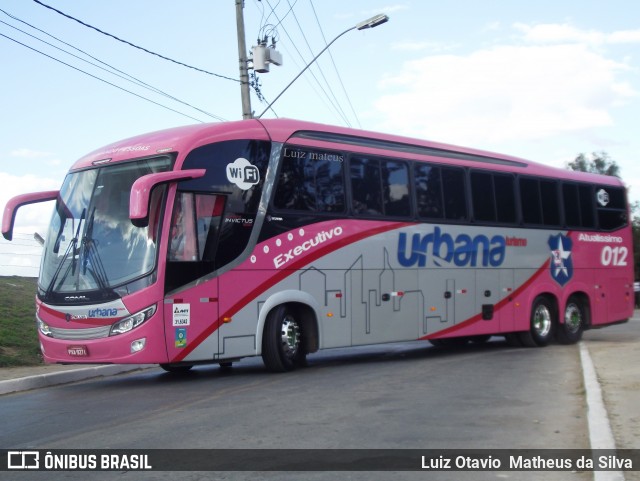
[{"xmin": 8, "ymin": 323, "xmax": 631, "ymax": 481}]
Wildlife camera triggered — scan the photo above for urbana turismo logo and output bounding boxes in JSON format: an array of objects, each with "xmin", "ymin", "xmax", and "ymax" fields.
[
  {"xmin": 88, "ymin": 307, "xmax": 119, "ymax": 318},
  {"xmin": 548, "ymin": 233, "xmax": 573, "ymax": 286},
  {"xmin": 397, "ymin": 227, "xmax": 506, "ymax": 267}
]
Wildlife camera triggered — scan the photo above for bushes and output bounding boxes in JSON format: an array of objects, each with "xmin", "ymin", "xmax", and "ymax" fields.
[{"xmin": 0, "ymin": 277, "xmax": 41, "ymax": 367}]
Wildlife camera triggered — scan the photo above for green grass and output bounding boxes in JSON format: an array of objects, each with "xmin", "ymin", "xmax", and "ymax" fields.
[{"xmin": 0, "ymin": 276, "xmax": 42, "ymax": 367}]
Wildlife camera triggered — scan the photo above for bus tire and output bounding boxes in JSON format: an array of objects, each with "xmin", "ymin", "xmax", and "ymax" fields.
[
  {"xmin": 519, "ymin": 296, "xmax": 554, "ymax": 347},
  {"xmin": 557, "ymin": 296, "xmax": 585, "ymax": 344},
  {"xmin": 160, "ymin": 363, "xmax": 193, "ymax": 373},
  {"xmin": 262, "ymin": 305, "xmax": 305, "ymax": 372}
]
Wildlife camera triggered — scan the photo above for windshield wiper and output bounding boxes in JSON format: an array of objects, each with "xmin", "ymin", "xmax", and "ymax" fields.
[
  {"xmin": 44, "ymin": 209, "xmax": 85, "ymax": 296},
  {"xmin": 80, "ymin": 207, "xmax": 110, "ymax": 291}
]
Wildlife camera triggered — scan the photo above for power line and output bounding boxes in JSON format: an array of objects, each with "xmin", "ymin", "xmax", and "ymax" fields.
[
  {"xmin": 0, "ymin": 32, "xmax": 208, "ymax": 124},
  {"xmin": 308, "ymin": 0, "xmax": 361, "ymax": 128},
  {"xmin": 263, "ymin": 0, "xmax": 297, "ymax": 34},
  {"xmin": 262, "ymin": 0, "xmax": 283, "ymax": 28},
  {"xmin": 266, "ymin": 31, "xmax": 338, "ymax": 117},
  {"xmin": 0, "ymin": 9, "xmax": 226, "ymax": 122},
  {"xmin": 1, "ymin": 8, "xmax": 183, "ymax": 98},
  {"xmin": 285, "ymin": 0, "xmax": 352, "ymax": 126},
  {"xmin": 262, "ymin": 0, "xmax": 349, "ymax": 124},
  {"xmin": 32, "ymin": 0, "xmax": 241, "ymax": 84}
]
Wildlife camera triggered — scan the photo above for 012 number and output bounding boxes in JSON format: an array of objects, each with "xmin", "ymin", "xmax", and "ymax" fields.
[{"xmin": 601, "ymin": 246, "xmax": 628, "ymax": 266}]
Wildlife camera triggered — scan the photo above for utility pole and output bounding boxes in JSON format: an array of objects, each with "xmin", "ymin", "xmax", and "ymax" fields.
[{"xmin": 235, "ymin": 0, "xmax": 252, "ymax": 119}]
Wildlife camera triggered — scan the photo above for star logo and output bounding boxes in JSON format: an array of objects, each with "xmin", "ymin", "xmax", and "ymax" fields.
[{"xmin": 548, "ymin": 234, "xmax": 573, "ymax": 286}]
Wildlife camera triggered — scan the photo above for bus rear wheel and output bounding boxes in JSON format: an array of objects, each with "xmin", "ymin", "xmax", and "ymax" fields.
[
  {"xmin": 519, "ymin": 296, "xmax": 554, "ymax": 347},
  {"xmin": 262, "ymin": 305, "xmax": 306, "ymax": 372},
  {"xmin": 557, "ymin": 296, "xmax": 585, "ymax": 344}
]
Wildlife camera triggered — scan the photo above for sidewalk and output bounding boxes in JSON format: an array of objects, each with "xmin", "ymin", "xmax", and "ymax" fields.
[
  {"xmin": 582, "ymin": 312, "xmax": 640, "ymax": 452},
  {"xmin": 0, "ymin": 363, "xmax": 155, "ymax": 395}
]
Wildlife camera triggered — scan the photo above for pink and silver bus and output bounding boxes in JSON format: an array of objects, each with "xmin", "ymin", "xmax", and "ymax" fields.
[{"xmin": 3, "ymin": 119, "xmax": 634, "ymax": 372}]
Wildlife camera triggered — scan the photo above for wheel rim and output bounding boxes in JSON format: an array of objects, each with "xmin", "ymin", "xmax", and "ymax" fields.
[
  {"xmin": 564, "ymin": 303, "xmax": 582, "ymax": 334},
  {"xmin": 280, "ymin": 314, "xmax": 300, "ymax": 358},
  {"xmin": 533, "ymin": 304, "xmax": 552, "ymax": 338}
]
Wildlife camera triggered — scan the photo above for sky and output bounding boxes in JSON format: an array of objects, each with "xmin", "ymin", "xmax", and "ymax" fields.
[{"xmin": 1, "ymin": 0, "xmax": 639, "ymax": 276}]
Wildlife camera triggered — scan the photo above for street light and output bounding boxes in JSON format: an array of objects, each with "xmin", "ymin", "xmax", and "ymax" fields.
[{"xmin": 256, "ymin": 13, "xmax": 389, "ymax": 119}]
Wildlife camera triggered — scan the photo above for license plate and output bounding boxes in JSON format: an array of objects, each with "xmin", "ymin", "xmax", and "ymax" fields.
[{"xmin": 67, "ymin": 345, "xmax": 89, "ymax": 357}]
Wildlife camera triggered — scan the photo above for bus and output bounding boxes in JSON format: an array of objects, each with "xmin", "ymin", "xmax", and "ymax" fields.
[{"xmin": 2, "ymin": 119, "xmax": 634, "ymax": 373}]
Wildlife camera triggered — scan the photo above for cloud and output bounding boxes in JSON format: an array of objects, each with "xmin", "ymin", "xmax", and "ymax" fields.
[
  {"xmin": 0, "ymin": 173, "xmax": 60, "ymax": 276},
  {"xmin": 8, "ymin": 148, "xmax": 63, "ymax": 168},
  {"xmin": 514, "ymin": 22, "xmax": 640, "ymax": 46},
  {"xmin": 9, "ymin": 148, "xmax": 54, "ymax": 159},
  {"xmin": 335, "ymin": 4, "xmax": 408, "ymax": 22},
  {"xmin": 373, "ymin": 25, "xmax": 638, "ymax": 146},
  {"xmin": 482, "ymin": 21, "xmax": 501, "ymax": 33},
  {"xmin": 390, "ymin": 40, "xmax": 456, "ymax": 53},
  {"xmin": 0, "ymin": 173, "xmax": 60, "ymax": 235},
  {"xmin": 365, "ymin": 4, "xmax": 408, "ymax": 15}
]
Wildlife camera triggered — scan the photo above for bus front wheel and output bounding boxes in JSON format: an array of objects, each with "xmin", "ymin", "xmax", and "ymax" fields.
[
  {"xmin": 519, "ymin": 296, "xmax": 554, "ymax": 347},
  {"xmin": 557, "ymin": 296, "xmax": 585, "ymax": 344},
  {"xmin": 262, "ymin": 305, "xmax": 306, "ymax": 372}
]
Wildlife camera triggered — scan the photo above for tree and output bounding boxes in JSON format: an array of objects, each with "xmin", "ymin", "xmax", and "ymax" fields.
[
  {"xmin": 567, "ymin": 151, "xmax": 620, "ymax": 177},
  {"xmin": 568, "ymin": 152, "xmax": 639, "ymax": 280}
]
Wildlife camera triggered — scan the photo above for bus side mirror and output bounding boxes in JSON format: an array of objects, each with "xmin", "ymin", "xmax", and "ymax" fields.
[
  {"xmin": 2, "ymin": 190, "xmax": 59, "ymax": 241},
  {"xmin": 130, "ymin": 169, "xmax": 206, "ymax": 227}
]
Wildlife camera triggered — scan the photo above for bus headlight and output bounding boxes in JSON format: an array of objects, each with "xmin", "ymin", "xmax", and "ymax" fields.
[
  {"xmin": 37, "ymin": 318, "xmax": 53, "ymax": 337},
  {"xmin": 109, "ymin": 305, "xmax": 157, "ymax": 336}
]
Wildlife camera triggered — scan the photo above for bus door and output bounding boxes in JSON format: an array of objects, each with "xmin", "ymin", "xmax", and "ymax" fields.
[
  {"xmin": 163, "ymin": 283, "xmax": 218, "ymax": 361},
  {"xmin": 164, "ymin": 192, "xmax": 225, "ymax": 362}
]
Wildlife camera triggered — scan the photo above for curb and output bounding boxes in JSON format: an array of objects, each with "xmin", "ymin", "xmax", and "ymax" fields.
[{"xmin": 0, "ymin": 365, "xmax": 153, "ymax": 396}]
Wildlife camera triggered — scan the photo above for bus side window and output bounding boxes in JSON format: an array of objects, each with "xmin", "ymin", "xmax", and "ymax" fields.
[
  {"xmin": 520, "ymin": 177, "xmax": 542, "ymax": 225},
  {"xmin": 382, "ymin": 160, "xmax": 411, "ymax": 217},
  {"xmin": 169, "ymin": 193, "xmax": 197, "ymax": 261},
  {"xmin": 415, "ymin": 164, "xmax": 444, "ymax": 220},
  {"xmin": 441, "ymin": 167, "xmax": 467, "ymax": 221},
  {"xmin": 562, "ymin": 182, "xmax": 598, "ymax": 230},
  {"xmin": 350, "ymin": 157, "xmax": 383, "ymax": 216},
  {"xmin": 494, "ymin": 174, "xmax": 517, "ymax": 224},
  {"xmin": 169, "ymin": 192, "xmax": 224, "ymax": 262},
  {"xmin": 540, "ymin": 180, "xmax": 561, "ymax": 227},
  {"xmin": 273, "ymin": 147, "xmax": 345, "ymax": 213},
  {"xmin": 349, "ymin": 156, "xmax": 410, "ymax": 217},
  {"xmin": 596, "ymin": 185, "xmax": 627, "ymax": 231},
  {"xmin": 195, "ymin": 194, "xmax": 224, "ymax": 260},
  {"xmin": 471, "ymin": 171, "xmax": 496, "ymax": 222}
]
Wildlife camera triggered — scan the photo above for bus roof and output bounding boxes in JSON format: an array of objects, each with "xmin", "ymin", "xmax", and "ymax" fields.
[{"xmin": 70, "ymin": 118, "xmax": 622, "ymax": 186}]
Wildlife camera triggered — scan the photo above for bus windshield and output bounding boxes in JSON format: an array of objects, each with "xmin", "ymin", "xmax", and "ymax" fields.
[{"xmin": 39, "ymin": 156, "xmax": 172, "ymax": 300}]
